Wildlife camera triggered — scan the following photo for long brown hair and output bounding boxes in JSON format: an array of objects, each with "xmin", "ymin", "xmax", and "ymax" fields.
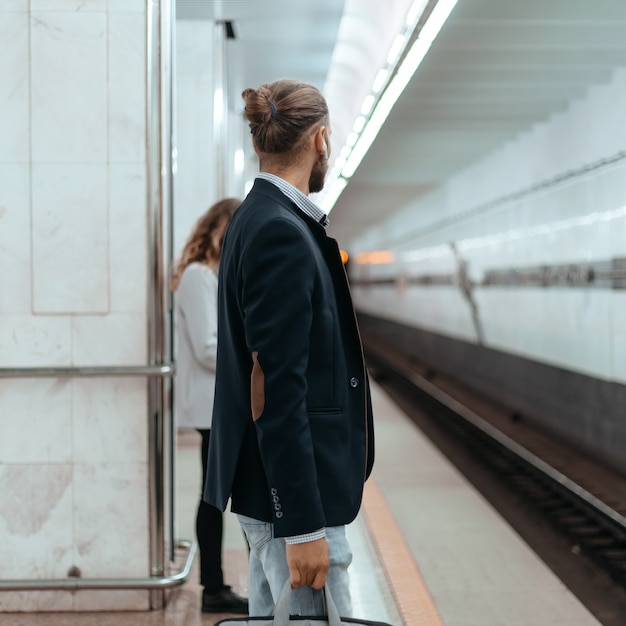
[{"xmin": 171, "ymin": 197, "xmax": 240, "ymax": 291}]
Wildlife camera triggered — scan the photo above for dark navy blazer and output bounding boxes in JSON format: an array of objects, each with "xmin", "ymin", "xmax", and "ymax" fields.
[{"xmin": 204, "ymin": 179, "xmax": 374, "ymax": 537}]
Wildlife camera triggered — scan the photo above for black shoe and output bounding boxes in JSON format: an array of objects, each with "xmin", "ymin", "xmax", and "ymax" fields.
[{"xmin": 201, "ymin": 586, "xmax": 248, "ymax": 614}]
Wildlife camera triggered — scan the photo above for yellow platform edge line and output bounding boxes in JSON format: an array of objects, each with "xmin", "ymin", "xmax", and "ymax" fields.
[{"xmin": 361, "ymin": 477, "xmax": 446, "ymax": 626}]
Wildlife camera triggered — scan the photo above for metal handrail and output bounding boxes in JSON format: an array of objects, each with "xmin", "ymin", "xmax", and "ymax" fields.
[
  {"xmin": 0, "ymin": 541, "xmax": 196, "ymax": 592},
  {"xmin": 0, "ymin": 364, "xmax": 175, "ymax": 378}
]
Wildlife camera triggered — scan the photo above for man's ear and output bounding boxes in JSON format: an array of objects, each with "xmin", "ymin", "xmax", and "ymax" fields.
[{"xmin": 314, "ymin": 126, "xmax": 327, "ymax": 156}]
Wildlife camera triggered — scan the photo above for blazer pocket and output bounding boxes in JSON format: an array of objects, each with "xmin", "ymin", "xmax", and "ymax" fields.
[{"xmin": 307, "ymin": 408, "xmax": 342, "ymax": 417}]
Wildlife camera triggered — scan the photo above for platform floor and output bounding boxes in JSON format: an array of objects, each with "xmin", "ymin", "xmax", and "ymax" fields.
[{"xmin": 3, "ymin": 381, "xmax": 601, "ymax": 625}]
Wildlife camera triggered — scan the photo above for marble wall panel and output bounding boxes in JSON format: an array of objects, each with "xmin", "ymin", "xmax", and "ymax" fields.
[
  {"xmin": 73, "ymin": 462, "xmax": 149, "ymax": 578},
  {"xmin": 0, "ymin": 379, "xmax": 72, "ymax": 463},
  {"xmin": 30, "ymin": 0, "xmax": 105, "ymax": 10},
  {"xmin": 31, "ymin": 164, "xmax": 109, "ymax": 314},
  {"xmin": 0, "ymin": 590, "xmax": 73, "ymax": 613},
  {"xmin": 72, "ymin": 377, "xmax": 148, "ymax": 464},
  {"xmin": 0, "ymin": 164, "xmax": 31, "ymax": 313},
  {"xmin": 71, "ymin": 313, "xmax": 147, "ymax": 365},
  {"xmin": 0, "ymin": 464, "xmax": 73, "ymax": 578},
  {"xmin": 0, "ymin": 0, "xmax": 152, "ymax": 613},
  {"xmin": 0, "ymin": 315, "xmax": 71, "ymax": 366},
  {"xmin": 583, "ymin": 168, "xmax": 609, "ymax": 218},
  {"xmin": 588, "ymin": 81, "xmax": 619, "ymax": 159},
  {"xmin": 610, "ymin": 213, "xmax": 626, "ymax": 260},
  {"xmin": 603, "ymin": 167, "xmax": 626, "ymax": 212},
  {"xmin": 0, "ymin": 11, "xmax": 29, "ymax": 163},
  {"xmin": 476, "ymin": 290, "xmax": 613, "ymax": 380},
  {"xmin": 73, "ymin": 590, "xmax": 150, "ymax": 612},
  {"xmin": 109, "ymin": 163, "xmax": 147, "ymax": 314},
  {"xmin": 0, "ymin": 1, "xmax": 29, "ymax": 11},
  {"xmin": 0, "ymin": 463, "xmax": 74, "ymax": 610},
  {"xmin": 108, "ymin": 0, "xmax": 145, "ymax": 11},
  {"xmin": 613, "ymin": 292, "xmax": 626, "ymax": 384},
  {"xmin": 108, "ymin": 11, "xmax": 146, "ymax": 162},
  {"xmin": 30, "ymin": 11, "xmax": 107, "ymax": 163}
]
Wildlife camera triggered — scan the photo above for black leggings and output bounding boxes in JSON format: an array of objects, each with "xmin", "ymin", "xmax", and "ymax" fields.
[{"xmin": 197, "ymin": 429, "xmax": 224, "ymax": 593}]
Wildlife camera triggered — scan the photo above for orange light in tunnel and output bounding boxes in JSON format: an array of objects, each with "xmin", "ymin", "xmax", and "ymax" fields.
[
  {"xmin": 340, "ymin": 249, "xmax": 349, "ymax": 265},
  {"xmin": 355, "ymin": 250, "xmax": 395, "ymax": 265}
]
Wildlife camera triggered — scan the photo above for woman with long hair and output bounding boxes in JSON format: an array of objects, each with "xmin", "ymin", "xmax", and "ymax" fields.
[{"xmin": 172, "ymin": 197, "xmax": 247, "ymax": 614}]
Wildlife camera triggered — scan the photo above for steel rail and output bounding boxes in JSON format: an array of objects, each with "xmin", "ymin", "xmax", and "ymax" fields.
[{"xmin": 367, "ymin": 341, "xmax": 626, "ymax": 531}]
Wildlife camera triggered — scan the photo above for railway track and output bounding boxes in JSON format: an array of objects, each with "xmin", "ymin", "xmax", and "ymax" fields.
[{"xmin": 364, "ymin": 338, "xmax": 626, "ymax": 591}]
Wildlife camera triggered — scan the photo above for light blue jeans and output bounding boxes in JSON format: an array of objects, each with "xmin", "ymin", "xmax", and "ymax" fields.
[{"xmin": 237, "ymin": 514, "xmax": 353, "ymax": 617}]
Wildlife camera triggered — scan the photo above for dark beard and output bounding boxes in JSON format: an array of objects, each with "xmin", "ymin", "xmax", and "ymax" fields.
[{"xmin": 308, "ymin": 152, "xmax": 328, "ymax": 194}]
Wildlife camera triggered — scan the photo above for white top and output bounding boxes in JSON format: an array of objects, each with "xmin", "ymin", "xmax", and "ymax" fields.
[{"xmin": 174, "ymin": 262, "xmax": 218, "ymax": 430}]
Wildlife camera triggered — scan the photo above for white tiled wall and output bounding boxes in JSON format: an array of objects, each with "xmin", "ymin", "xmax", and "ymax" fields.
[
  {"xmin": 31, "ymin": 164, "xmax": 109, "ymax": 314},
  {"xmin": 0, "ymin": 11, "xmax": 29, "ymax": 162},
  {"xmin": 109, "ymin": 163, "xmax": 148, "ymax": 314},
  {"xmin": 109, "ymin": 11, "xmax": 147, "ymax": 163},
  {"xmin": 351, "ymin": 65, "xmax": 626, "ymax": 384},
  {"xmin": 31, "ymin": 12, "xmax": 107, "ymax": 162},
  {"xmin": 0, "ymin": 380, "xmax": 73, "ymax": 464},
  {"xmin": 0, "ymin": 166, "xmax": 30, "ymax": 310},
  {"xmin": 0, "ymin": 1, "xmax": 150, "ymax": 612}
]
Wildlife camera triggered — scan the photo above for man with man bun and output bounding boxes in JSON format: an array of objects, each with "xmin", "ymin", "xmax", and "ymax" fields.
[{"xmin": 205, "ymin": 79, "xmax": 374, "ymax": 617}]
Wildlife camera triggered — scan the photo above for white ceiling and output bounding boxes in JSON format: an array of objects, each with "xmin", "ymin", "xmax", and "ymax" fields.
[
  {"xmin": 176, "ymin": 0, "xmax": 626, "ymax": 243},
  {"xmin": 176, "ymin": 0, "xmax": 345, "ymax": 95}
]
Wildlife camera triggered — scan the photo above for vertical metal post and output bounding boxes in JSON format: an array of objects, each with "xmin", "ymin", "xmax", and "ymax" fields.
[
  {"xmin": 146, "ymin": 0, "xmax": 175, "ymax": 610},
  {"xmin": 163, "ymin": 0, "xmax": 177, "ymax": 571}
]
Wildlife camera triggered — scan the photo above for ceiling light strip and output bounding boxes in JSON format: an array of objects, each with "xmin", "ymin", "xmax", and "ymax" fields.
[
  {"xmin": 322, "ymin": 0, "xmax": 459, "ymax": 212},
  {"xmin": 341, "ymin": 0, "xmax": 458, "ymax": 181}
]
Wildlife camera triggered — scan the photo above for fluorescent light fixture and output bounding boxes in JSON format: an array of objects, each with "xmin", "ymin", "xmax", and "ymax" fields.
[
  {"xmin": 419, "ymin": 0, "xmax": 459, "ymax": 44},
  {"xmin": 372, "ymin": 69, "xmax": 389, "ymax": 93},
  {"xmin": 320, "ymin": 176, "xmax": 348, "ymax": 214},
  {"xmin": 386, "ymin": 33, "xmax": 406, "ymax": 65},
  {"xmin": 340, "ymin": 0, "xmax": 458, "ymax": 180},
  {"xmin": 333, "ymin": 155, "xmax": 347, "ymax": 171},
  {"xmin": 457, "ymin": 205, "xmax": 626, "ymax": 252},
  {"xmin": 341, "ymin": 115, "xmax": 380, "ymax": 178},
  {"xmin": 352, "ymin": 115, "xmax": 366, "ymax": 133},
  {"xmin": 345, "ymin": 131, "xmax": 359, "ymax": 148},
  {"xmin": 360, "ymin": 94, "xmax": 376, "ymax": 116},
  {"xmin": 405, "ymin": 0, "xmax": 429, "ymax": 27},
  {"xmin": 395, "ymin": 37, "xmax": 431, "ymax": 89},
  {"xmin": 398, "ymin": 204, "xmax": 626, "ymax": 262}
]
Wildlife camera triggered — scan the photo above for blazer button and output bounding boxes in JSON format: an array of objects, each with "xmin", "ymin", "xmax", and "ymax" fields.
[{"xmin": 350, "ymin": 377, "xmax": 359, "ymax": 388}]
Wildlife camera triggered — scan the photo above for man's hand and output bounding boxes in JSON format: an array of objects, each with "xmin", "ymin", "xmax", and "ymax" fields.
[{"xmin": 286, "ymin": 537, "xmax": 329, "ymax": 590}]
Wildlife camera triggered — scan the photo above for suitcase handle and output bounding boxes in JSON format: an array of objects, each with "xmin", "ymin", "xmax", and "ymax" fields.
[{"xmin": 273, "ymin": 579, "xmax": 342, "ymax": 626}]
